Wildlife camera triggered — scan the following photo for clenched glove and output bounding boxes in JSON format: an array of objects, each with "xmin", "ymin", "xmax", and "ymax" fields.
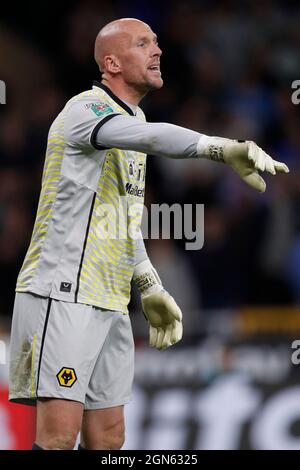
[
  {"xmin": 197, "ymin": 136, "xmax": 289, "ymax": 192},
  {"xmin": 133, "ymin": 259, "xmax": 183, "ymax": 350}
]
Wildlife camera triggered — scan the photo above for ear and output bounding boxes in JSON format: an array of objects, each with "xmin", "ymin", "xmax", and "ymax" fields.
[{"xmin": 104, "ymin": 55, "xmax": 121, "ymax": 74}]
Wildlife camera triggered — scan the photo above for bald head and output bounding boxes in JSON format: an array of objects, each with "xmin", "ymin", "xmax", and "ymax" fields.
[
  {"xmin": 93, "ymin": 18, "xmax": 163, "ymax": 102},
  {"xmin": 94, "ymin": 18, "xmax": 152, "ymax": 72}
]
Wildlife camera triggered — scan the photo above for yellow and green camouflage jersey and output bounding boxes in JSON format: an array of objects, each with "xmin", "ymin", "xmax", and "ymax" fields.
[{"xmin": 16, "ymin": 81, "xmax": 147, "ymax": 314}]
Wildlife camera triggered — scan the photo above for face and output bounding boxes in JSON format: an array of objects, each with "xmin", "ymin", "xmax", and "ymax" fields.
[{"xmin": 117, "ymin": 23, "xmax": 163, "ymax": 93}]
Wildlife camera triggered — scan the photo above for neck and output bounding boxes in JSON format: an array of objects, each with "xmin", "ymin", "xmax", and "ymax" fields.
[{"xmin": 101, "ymin": 77, "xmax": 146, "ymax": 106}]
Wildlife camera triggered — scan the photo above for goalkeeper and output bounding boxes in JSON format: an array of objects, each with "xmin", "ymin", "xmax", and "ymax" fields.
[{"xmin": 9, "ymin": 18, "xmax": 289, "ymax": 450}]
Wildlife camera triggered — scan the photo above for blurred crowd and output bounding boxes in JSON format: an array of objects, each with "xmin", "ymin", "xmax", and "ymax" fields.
[{"xmin": 1, "ymin": 0, "xmax": 300, "ymax": 330}]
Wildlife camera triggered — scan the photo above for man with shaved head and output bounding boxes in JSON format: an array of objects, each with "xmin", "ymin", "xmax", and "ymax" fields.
[
  {"xmin": 94, "ymin": 19, "xmax": 164, "ymax": 98},
  {"xmin": 9, "ymin": 18, "xmax": 289, "ymax": 450}
]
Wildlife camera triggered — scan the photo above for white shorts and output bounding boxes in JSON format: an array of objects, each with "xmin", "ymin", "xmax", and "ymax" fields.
[{"xmin": 9, "ymin": 292, "xmax": 134, "ymax": 410}]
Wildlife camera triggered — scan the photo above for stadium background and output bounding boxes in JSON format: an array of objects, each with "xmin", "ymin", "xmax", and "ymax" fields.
[{"xmin": 1, "ymin": 0, "xmax": 300, "ymax": 449}]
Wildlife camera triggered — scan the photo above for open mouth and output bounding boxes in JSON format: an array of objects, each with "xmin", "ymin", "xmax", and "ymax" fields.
[{"xmin": 148, "ymin": 64, "xmax": 160, "ymax": 71}]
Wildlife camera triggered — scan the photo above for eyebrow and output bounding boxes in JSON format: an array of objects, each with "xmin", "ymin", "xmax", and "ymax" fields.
[{"xmin": 137, "ymin": 34, "xmax": 158, "ymax": 42}]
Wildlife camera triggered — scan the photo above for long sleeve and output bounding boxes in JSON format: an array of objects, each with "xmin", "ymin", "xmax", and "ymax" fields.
[
  {"xmin": 95, "ymin": 114, "xmax": 203, "ymax": 159},
  {"xmin": 134, "ymin": 229, "xmax": 148, "ymax": 267}
]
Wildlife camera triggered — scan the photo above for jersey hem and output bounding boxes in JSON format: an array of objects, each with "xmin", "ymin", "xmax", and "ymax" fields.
[{"xmin": 15, "ymin": 286, "xmax": 129, "ymax": 314}]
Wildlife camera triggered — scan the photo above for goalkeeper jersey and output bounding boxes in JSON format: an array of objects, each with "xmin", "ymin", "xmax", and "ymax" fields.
[{"xmin": 16, "ymin": 81, "xmax": 147, "ymax": 314}]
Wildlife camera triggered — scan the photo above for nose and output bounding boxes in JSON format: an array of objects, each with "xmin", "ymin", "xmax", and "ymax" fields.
[{"xmin": 152, "ymin": 43, "xmax": 162, "ymax": 57}]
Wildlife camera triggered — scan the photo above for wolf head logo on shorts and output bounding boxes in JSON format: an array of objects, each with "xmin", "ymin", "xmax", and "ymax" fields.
[{"xmin": 56, "ymin": 367, "xmax": 77, "ymax": 387}]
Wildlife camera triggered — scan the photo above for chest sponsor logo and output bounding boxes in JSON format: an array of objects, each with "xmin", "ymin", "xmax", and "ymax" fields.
[
  {"xmin": 125, "ymin": 182, "xmax": 144, "ymax": 197},
  {"xmin": 127, "ymin": 159, "xmax": 145, "ymax": 182},
  {"xmin": 128, "ymin": 158, "xmax": 136, "ymax": 178}
]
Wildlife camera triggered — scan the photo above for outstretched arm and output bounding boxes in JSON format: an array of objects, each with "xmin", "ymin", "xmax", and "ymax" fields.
[
  {"xmin": 96, "ymin": 115, "xmax": 201, "ymax": 159},
  {"xmin": 96, "ymin": 115, "xmax": 289, "ymax": 192}
]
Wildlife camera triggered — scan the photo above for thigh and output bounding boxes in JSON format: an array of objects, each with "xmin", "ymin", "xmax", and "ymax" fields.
[
  {"xmin": 9, "ymin": 293, "xmax": 115, "ymax": 406},
  {"xmin": 9, "ymin": 292, "xmax": 48, "ymax": 405},
  {"xmin": 36, "ymin": 398, "xmax": 84, "ymax": 449},
  {"xmin": 85, "ymin": 312, "xmax": 134, "ymax": 410},
  {"xmin": 81, "ymin": 405, "xmax": 124, "ymax": 449},
  {"xmin": 36, "ymin": 299, "xmax": 114, "ymax": 405}
]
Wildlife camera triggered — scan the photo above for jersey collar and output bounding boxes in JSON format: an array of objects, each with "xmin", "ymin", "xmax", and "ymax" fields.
[{"xmin": 93, "ymin": 81, "xmax": 135, "ymax": 116}]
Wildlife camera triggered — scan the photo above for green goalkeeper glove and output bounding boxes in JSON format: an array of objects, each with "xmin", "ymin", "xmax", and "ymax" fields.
[
  {"xmin": 197, "ymin": 137, "xmax": 289, "ymax": 192},
  {"xmin": 133, "ymin": 260, "xmax": 183, "ymax": 350}
]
